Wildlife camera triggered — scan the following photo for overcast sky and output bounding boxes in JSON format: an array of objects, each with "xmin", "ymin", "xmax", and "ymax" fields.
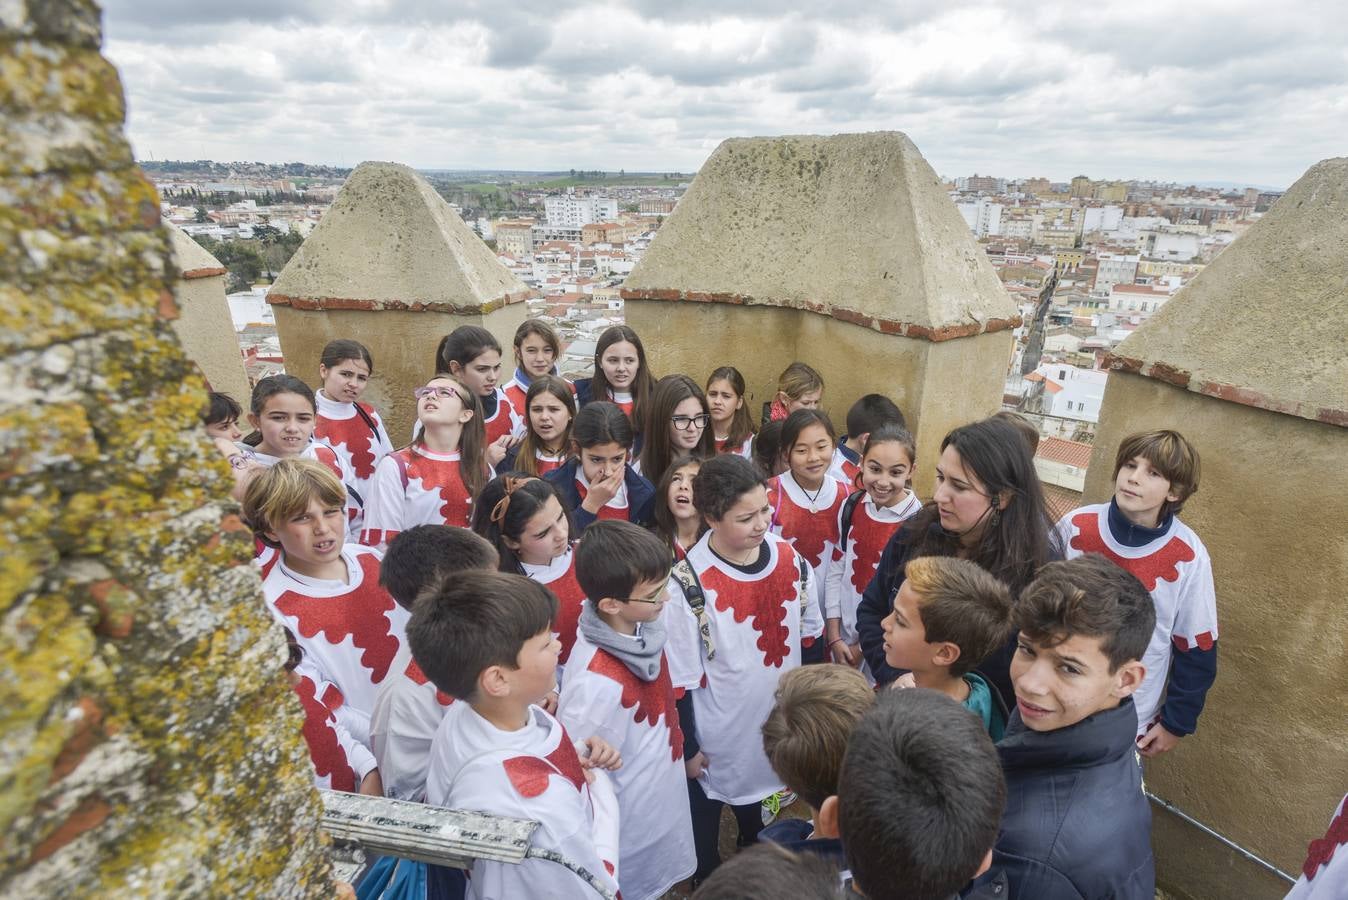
[{"xmin": 101, "ymin": 0, "xmax": 1347, "ymax": 188}]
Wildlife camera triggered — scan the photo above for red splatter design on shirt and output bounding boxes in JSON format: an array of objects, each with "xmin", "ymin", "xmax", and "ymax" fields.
[
  {"xmin": 587, "ymin": 650, "xmax": 683, "ymax": 760},
  {"xmin": 532, "ymin": 559, "xmax": 587, "ymax": 665},
  {"xmin": 533, "ymin": 453, "xmax": 563, "ymax": 476},
  {"xmin": 316, "ymin": 408, "xmax": 378, "ymax": 478},
  {"xmin": 1172, "ymin": 632, "xmax": 1216, "ymax": 652},
  {"xmin": 848, "ymin": 505, "xmax": 905, "ymax": 594},
  {"xmin": 401, "ymin": 448, "xmax": 473, "ymax": 528},
  {"xmin": 482, "ymin": 398, "xmax": 514, "ymax": 446},
  {"xmin": 404, "ymin": 658, "xmax": 453, "ymax": 706},
  {"xmin": 1302, "ymin": 803, "xmax": 1348, "ymax": 880},
  {"xmin": 312, "ymin": 444, "xmax": 344, "ymax": 481},
  {"xmin": 1068, "ymin": 512, "xmax": 1195, "ymax": 591},
  {"xmin": 293, "ymin": 676, "xmax": 355, "ymax": 792},
  {"xmin": 768, "ymin": 476, "xmax": 847, "ymax": 569},
  {"xmin": 839, "ymin": 457, "xmax": 860, "ymax": 484},
  {"xmin": 274, "ymin": 553, "xmax": 400, "ymax": 682},
  {"xmin": 575, "ymin": 480, "xmax": 630, "ymax": 523},
  {"xmin": 503, "ymin": 382, "xmax": 527, "ymax": 420},
  {"xmin": 503, "ymin": 726, "xmax": 587, "ymax": 797},
  {"xmin": 703, "ymin": 551, "xmax": 799, "ymax": 668}
]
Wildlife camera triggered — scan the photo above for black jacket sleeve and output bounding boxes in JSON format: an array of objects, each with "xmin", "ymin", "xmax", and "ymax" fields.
[
  {"xmin": 1160, "ymin": 641, "xmax": 1217, "ymax": 736},
  {"xmin": 675, "ymin": 690, "xmax": 700, "ymax": 760}
]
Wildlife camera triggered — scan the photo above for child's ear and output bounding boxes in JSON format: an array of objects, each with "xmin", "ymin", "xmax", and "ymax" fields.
[
  {"xmin": 932, "ymin": 641, "xmax": 962, "ymax": 669},
  {"xmin": 458, "ymin": 406, "xmax": 474, "ymax": 425},
  {"xmin": 1112, "ymin": 659, "xmax": 1146, "ymax": 699},
  {"xmin": 974, "ymin": 848, "xmax": 994, "ymax": 878},
  {"xmin": 996, "ymin": 489, "xmax": 1013, "ymax": 511},
  {"xmin": 447, "ymin": 360, "xmax": 464, "ymax": 376},
  {"xmin": 596, "ymin": 597, "xmax": 624, "ymax": 616},
  {"xmin": 247, "ymin": 412, "xmax": 262, "ymax": 431},
  {"xmin": 816, "ymin": 795, "xmax": 841, "ymax": 840},
  {"xmin": 479, "ymin": 664, "xmax": 511, "ymax": 699},
  {"xmin": 318, "ymin": 364, "xmax": 330, "ymax": 380},
  {"xmin": 263, "ymin": 529, "xmax": 281, "ymax": 546},
  {"xmin": 856, "ymin": 431, "xmax": 870, "ymax": 446}
]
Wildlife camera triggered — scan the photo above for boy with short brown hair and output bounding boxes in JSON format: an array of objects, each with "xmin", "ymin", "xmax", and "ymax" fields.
[
  {"xmin": 1055, "ymin": 428, "xmax": 1217, "ymax": 756},
  {"xmin": 880, "ymin": 556, "xmax": 1014, "ymax": 738}
]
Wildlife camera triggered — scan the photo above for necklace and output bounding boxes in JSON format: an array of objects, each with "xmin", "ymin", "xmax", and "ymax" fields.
[{"xmin": 798, "ymin": 477, "xmax": 825, "ymax": 513}]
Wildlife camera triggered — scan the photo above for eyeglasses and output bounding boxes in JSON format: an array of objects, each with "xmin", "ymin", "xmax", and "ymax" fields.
[
  {"xmin": 671, "ymin": 414, "xmax": 711, "ymax": 431},
  {"xmin": 414, "ymin": 385, "xmax": 462, "ymax": 403},
  {"xmin": 616, "ymin": 581, "xmax": 670, "ymax": 605}
]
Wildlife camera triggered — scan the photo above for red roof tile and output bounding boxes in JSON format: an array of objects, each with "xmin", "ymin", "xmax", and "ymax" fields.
[{"xmin": 1036, "ymin": 436, "xmax": 1094, "ymax": 469}]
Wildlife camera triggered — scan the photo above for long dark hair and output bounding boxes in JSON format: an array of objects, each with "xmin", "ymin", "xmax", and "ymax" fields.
[
  {"xmin": 571, "ymin": 401, "xmax": 634, "ymax": 451},
  {"xmin": 591, "ymin": 325, "xmax": 655, "ymax": 428},
  {"xmin": 652, "ymin": 454, "xmax": 706, "ymax": 552},
  {"xmin": 471, "ymin": 474, "xmax": 575, "ymax": 572},
  {"xmin": 514, "ymin": 375, "xmax": 575, "ymax": 476},
  {"xmin": 707, "ymin": 366, "xmax": 757, "ymax": 449},
  {"xmin": 779, "ymin": 408, "xmax": 837, "ymax": 478},
  {"xmin": 639, "ymin": 374, "xmax": 716, "ymax": 487},
  {"xmin": 906, "ymin": 417, "xmax": 1059, "ymax": 596},
  {"xmin": 243, "ymin": 374, "xmax": 315, "ymax": 446}
]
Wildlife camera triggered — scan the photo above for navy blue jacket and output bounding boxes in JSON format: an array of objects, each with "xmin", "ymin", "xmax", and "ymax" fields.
[
  {"xmin": 973, "ymin": 698, "xmax": 1155, "ymax": 900},
  {"xmin": 544, "ymin": 457, "xmax": 656, "ymax": 530},
  {"xmin": 572, "ymin": 377, "xmax": 597, "ymax": 409}
]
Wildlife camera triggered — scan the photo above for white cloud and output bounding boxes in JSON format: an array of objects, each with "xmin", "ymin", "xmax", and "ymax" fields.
[{"xmin": 100, "ymin": 0, "xmax": 1348, "ymax": 186}]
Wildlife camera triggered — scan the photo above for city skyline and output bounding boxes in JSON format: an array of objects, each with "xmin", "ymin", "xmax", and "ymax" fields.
[{"xmin": 102, "ymin": 0, "xmax": 1346, "ymax": 188}]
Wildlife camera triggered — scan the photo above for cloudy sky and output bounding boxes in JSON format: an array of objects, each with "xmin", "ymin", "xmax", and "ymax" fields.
[{"xmin": 101, "ymin": 0, "xmax": 1346, "ymax": 187}]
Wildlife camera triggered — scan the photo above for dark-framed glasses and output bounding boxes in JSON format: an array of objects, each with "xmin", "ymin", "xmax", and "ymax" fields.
[{"xmin": 671, "ymin": 414, "xmax": 711, "ymax": 431}]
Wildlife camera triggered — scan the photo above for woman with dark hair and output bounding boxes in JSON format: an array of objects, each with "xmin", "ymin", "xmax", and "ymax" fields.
[
  {"xmin": 573, "ymin": 324, "xmax": 656, "ymax": 428},
  {"xmin": 855, "ymin": 416, "xmax": 1062, "ymax": 705}
]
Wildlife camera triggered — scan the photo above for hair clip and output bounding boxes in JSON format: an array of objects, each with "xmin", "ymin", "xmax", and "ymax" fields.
[{"xmin": 489, "ymin": 475, "xmax": 535, "ymax": 525}]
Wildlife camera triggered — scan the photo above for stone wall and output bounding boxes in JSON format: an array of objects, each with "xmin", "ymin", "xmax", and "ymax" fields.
[
  {"xmin": 165, "ymin": 222, "xmax": 251, "ymax": 402},
  {"xmin": 0, "ymin": 3, "xmax": 331, "ymax": 896}
]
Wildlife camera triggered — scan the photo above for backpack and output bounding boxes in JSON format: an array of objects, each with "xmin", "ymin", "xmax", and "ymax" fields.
[{"xmin": 837, "ymin": 489, "xmax": 866, "ymax": 548}]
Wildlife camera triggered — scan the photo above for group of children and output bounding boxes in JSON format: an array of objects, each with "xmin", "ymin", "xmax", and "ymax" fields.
[{"xmin": 204, "ymin": 320, "xmax": 1223, "ymax": 900}]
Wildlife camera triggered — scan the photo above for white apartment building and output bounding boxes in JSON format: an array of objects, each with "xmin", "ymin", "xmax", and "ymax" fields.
[
  {"xmin": 1023, "ymin": 363, "xmax": 1108, "ymax": 429},
  {"xmin": 957, "ymin": 196, "xmax": 1004, "ymax": 237},
  {"xmin": 1094, "ymin": 253, "xmax": 1139, "ymax": 295},
  {"xmin": 1081, "ymin": 205, "xmax": 1124, "ymax": 234},
  {"xmin": 1140, "ymin": 230, "xmax": 1201, "ymax": 262},
  {"xmin": 545, "ymin": 193, "xmax": 619, "ymax": 227}
]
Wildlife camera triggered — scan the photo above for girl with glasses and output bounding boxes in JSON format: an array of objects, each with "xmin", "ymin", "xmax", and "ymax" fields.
[
  {"xmin": 360, "ymin": 374, "xmax": 488, "ymax": 549},
  {"xmin": 636, "ymin": 374, "xmax": 716, "ymax": 484},
  {"xmin": 436, "ymin": 325, "xmax": 524, "ymax": 469}
]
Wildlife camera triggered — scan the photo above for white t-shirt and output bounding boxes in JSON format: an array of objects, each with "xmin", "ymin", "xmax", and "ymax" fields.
[
  {"xmin": 369, "ymin": 642, "xmax": 455, "ymax": 801},
  {"xmin": 557, "ymin": 631, "xmax": 695, "ymax": 900},
  {"xmin": 426, "ymin": 702, "xmax": 620, "ymax": 900},
  {"xmin": 665, "ymin": 531, "xmax": 805, "ymax": 805},
  {"xmin": 293, "ymin": 674, "xmax": 378, "ymax": 792},
  {"xmin": 824, "ymin": 490, "xmax": 922, "ymax": 644},
  {"xmin": 360, "ymin": 445, "xmax": 475, "ymax": 550}
]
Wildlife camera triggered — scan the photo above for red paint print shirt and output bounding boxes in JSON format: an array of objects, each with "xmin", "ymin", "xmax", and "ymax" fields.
[
  {"xmin": 293, "ymin": 674, "xmax": 377, "ymax": 793},
  {"xmin": 824, "ymin": 490, "xmax": 922, "ymax": 646},
  {"xmin": 314, "ymin": 391, "xmax": 394, "ymax": 505},
  {"xmin": 1056, "ymin": 503, "xmax": 1218, "ymax": 737},
  {"xmin": 557, "ymin": 632, "xmax": 695, "ymax": 900},
  {"xmin": 369, "ymin": 642, "xmax": 454, "ymax": 802},
  {"xmin": 520, "ymin": 546, "xmax": 586, "ymax": 671},
  {"xmin": 263, "ymin": 545, "xmax": 409, "ymax": 746},
  {"xmin": 664, "ymin": 532, "xmax": 806, "ymax": 805},
  {"xmin": 361, "ymin": 445, "xmax": 475, "ymax": 549},
  {"xmin": 426, "ymin": 702, "xmax": 620, "ymax": 900}
]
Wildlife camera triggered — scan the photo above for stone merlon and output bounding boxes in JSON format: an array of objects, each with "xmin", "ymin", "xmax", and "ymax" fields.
[
  {"xmin": 623, "ymin": 131, "xmax": 1020, "ymax": 340},
  {"xmin": 268, "ymin": 161, "xmax": 533, "ymax": 314},
  {"xmin": 1105, "ymin": 157, "xmax": 1348, "ymax": 427}
]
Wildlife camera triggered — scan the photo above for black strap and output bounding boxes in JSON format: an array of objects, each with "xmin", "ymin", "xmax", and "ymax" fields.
[
  {"xmin": 838, "ymin": 489, "xmax": 865, "ymax": 548},
  {"xmin": 352, "ymin": 402, "xmax": 381, "ymax": 439}
]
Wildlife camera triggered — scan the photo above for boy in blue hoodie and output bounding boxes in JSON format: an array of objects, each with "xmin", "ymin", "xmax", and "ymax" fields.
[{"xmin": 977, "ymin": 554, "xmax": 1157, "ymax": 900}]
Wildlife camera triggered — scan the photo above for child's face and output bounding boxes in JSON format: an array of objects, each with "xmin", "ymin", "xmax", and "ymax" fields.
[
  {"xmin": 862, "ymin": 442, "xmax": 914, "ymax": 506},
  {"xmin": 453, "ymin": 349, "xmax": 502, "ymax": 397},
  {"xmin": 788, "ymin": 423, "xmax": 834, "ymax": 487},
  {"xmin": 579, "ymin": 441, "xmax": 627, "ymax": 483},
  {"xmin": 506, "ymin": 495, "xmax": 569, "ymax": 565},
  {"xmin": 205, "ymin": 417, "xmax": 242, "ymax": 443},
  {"xmin": 881, "ymin": 581, "xmax": 932, "ymax": 671},
  {"xmin": 707, "ymin": 485, "xmax": 772, "ymax": 556},
  {"xmin": 933, "ymin": 445, "xmax": 996, "ymax": 538},
  {"xmin": 785, "ymin": 389, "xmax": 822, "ymax": 413},
  {"xmin": 705, "ymin": 379, "xmax": 742, "ymax": 426},
  {"xmin": 517, "ymin": 333, "xmax": 556, "ymax": 378},
  {"xmin": 1010, "ymin": 632, "xmax": 1139, "ymax": 732},
  {"xmin": 600, "ymin": 340, "xmax": 639, "ymax": 391},
  {"xmin": 668, "ymin": 396, "xmax": 708, "ymax": 451},
  {"xmin": 528, "ymin": 393, "xmax": 571, "ymax": 444},
  {"xmin": 250, "ymin": 393, "xmax": 316, "ymax": 457},
  {"xmin": 1114, "ymin": 454, "xmax": 1178, "ymax": 528},
  {"xmin": 266, "ymin": 495, "xmax": 345, "ymax": 577},
  {"xmin": 508, "ymin": 628, "xmax": 561, "ymax": 705},
  {"xmin": 613, "ymin": 576, "xmax": 670, "ymax": 626},
  {"xmin": 667, "ymin": 462, "xmax": 700, "ymax": 523},
  {"xmin": 417, "ymin": 377, "xmax": 473, "ymax": 429},
  {"xmin": 319, "ymin": 357, "xmax": 370, "ymax": 403}
]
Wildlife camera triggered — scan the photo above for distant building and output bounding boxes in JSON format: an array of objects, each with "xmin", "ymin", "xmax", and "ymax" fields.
[
  {"xmin": 1022, "ymin": 363, "xmax": 1107, "ymax": 436},
  {"xmin": 1070, "ymin": 175, "xmax": 1094, "ymax": 199},
  {"xmin": 1108, "ymin": 281, "xmax": 1177, "ymax": 316},
  {"xmin": 1093, "ymin": 182, "xmax": 1127, "ymax": 202},
  {"xmin": 494, "ymin": 219, "xmax": 536, "ymax": 258},
  {"xmin": 957, "ymin": 196, "xmax": 1003, "ymax": 236},
  {"xmin": 545, "ymin": 193, "xmax": 619, "ymax": 227},
  {"xmin": 638, "ymin": 197, "xmax": 677, "ymax": 215},
  {"xmin": 1081, "ymin": 205, "xmax": 1124, "ymax": 234},
  {"xmin": 1093, "ymin": 252, "xmax": 1139, "ymax": 294},
  {"xmin": 1141, "ymin": 230, "xmax": 1201, "ymax": 262},
  {"xmin": 1021, "ymin": 177, "xmax": 1052, "ymax": 196}
]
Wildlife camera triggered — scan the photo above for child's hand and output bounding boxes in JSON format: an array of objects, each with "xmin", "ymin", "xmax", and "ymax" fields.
[
  {"xmin": 1137, "ymin": 722, "xmax": 1181, "ymax": 758},
  {"xmin": 485, "ymin": 434, "xmax": 518, "ymax": 467},
  {"xmin": 684, "ymin": 751, "xmax": 707, "ymax": 780},
  {"xmin": 540, "ymin": 689, "xmax": 559, "ymax": 714},
  {"xmin": 582, "ymin": 736, "xmax": 622, "ymax": 771},
  {"xmin": 892, "ymin": 672, "xmax": 917, "ymax": 690},
  {"xmin": 583, "ymin": 466, "xmax": 624, "ymax": 512}
]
